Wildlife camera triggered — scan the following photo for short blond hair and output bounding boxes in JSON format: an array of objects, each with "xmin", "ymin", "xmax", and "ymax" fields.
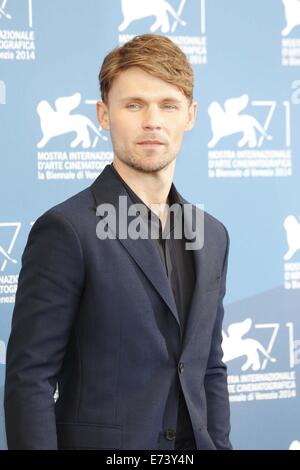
[{"xmin": 99, "ymin": 34, "xmax": 194, "ymax": 104}]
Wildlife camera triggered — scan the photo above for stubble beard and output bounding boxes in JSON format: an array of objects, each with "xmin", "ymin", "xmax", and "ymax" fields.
[{"xmin": 114, "ymin": 146, "xmax": 177, "ymax": 174}]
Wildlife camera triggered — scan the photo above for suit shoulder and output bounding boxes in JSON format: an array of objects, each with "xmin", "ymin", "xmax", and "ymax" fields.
[
  {"xmin": 204, "ymin": 210, "xmax": 229, "ymax": 247},
  {"xmin": 49, "ymin": 186, "xmax": 93, "ymax": 215},
  {"xmin": 203, "ymin": 210, "xmax": 229, "ymax": 238},
  {"xmin": 182, "ymin": 195, "xmax": 228, "ymax": 234},
  {"xmin": 35, "ymin": 186, "xmax": 94, "ymax": 229},
  {"xmin": 179, "ymin": 193, "xmax": 229, "ymax": 244},
  {"xmin": 187, "ymin": 200, "xmax": 229, "ymax": 248}
]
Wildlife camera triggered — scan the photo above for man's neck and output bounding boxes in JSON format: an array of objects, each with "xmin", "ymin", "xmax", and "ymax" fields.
[{"xmin": 112, "ymin": 157, "xmax": 176, "ymax": 223}]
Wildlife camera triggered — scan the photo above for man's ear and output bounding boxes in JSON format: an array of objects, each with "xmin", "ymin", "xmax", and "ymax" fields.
[
  {"xmin": 185, "ymin": 101, "xmax": 198, "ymax": 131},
  {"xmin": 96, "ymin": 100, "xmax": 110, "ymax": 130}
]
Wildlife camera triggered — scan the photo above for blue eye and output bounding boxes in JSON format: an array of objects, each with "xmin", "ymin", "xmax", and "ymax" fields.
[
  {"xmin": 163, "ymin": 104, "xmax": 177, "ymax": 109},
  {"xmin": 125, "ymin": 103, "xmax": 177, "ymax": 110},
  {"xmin": 126, "ymin": 103, "xmax": 140, "ymax": 109}
]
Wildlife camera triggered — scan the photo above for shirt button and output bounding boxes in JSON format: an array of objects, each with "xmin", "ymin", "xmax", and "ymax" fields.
[
  {"xmin": 164, "ymin": 429, "xmax": 176, "ymax": 441},
  {"xmin": 178, "ymin": 362, "xmax": 184, "ymax": 373}
]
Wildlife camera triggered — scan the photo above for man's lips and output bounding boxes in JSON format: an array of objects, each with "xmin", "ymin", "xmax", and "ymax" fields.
[{"xmin": 137, "ymin": 140, "xmax": 165, "ymax": 145}]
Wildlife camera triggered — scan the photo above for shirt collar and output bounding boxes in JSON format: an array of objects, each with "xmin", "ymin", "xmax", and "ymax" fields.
[{"xmin": 110, "ymin": 162, "xmax": 182, "ymax": 236}]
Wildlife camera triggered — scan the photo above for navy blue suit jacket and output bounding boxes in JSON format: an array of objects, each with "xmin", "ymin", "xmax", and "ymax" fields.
[{"xmin": 4, "ymin": 164, "xmax": 232, "ymax": 450}]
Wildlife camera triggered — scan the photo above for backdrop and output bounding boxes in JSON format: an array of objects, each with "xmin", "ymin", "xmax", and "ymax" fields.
[{"xmin": 0, "ymin": 0, "xmax": 300, "ymax": 450}]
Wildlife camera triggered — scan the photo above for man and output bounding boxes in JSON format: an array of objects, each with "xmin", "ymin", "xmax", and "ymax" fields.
[{"xmin": 4, "ymin": 34, "xmax": 232, "ymax": 450}]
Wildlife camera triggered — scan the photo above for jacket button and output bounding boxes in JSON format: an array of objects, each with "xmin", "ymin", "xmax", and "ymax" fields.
[
  {"xmin": 178, "ymin": 361, "xmax": 184, "ymax": 373},
  {"xmin": 164, "ymin": 429, "xmax": 176, "ymax": 441}
]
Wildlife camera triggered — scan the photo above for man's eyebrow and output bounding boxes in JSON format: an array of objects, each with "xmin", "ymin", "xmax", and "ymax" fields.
[{"xmin": 119, "ymin": 96, "xmax": 183, "ymax": 104}]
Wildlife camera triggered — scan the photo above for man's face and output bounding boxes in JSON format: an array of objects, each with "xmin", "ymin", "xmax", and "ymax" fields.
[{"xmin": 97, "ymin": 66, "xmax": 197, "ymax": 173}]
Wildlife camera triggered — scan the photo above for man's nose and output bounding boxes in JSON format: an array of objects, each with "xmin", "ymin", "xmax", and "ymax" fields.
[{"xmin": 142, "ymin": 105, "xmax": 162, "ymax": 129}]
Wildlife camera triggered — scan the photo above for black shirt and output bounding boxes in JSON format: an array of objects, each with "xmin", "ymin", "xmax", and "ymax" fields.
[{"xmin": 110, "ymin": 163, "xmax": 196, "ymax": 449}]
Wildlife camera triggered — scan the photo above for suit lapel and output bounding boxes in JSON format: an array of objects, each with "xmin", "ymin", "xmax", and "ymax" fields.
[
  {"xmin": 90, "ymin": 164, "xmax": 181, "ymax": 332},
  {"xmin": 179, "ymin": 201, "xmax": 207, "ymax": 352}
]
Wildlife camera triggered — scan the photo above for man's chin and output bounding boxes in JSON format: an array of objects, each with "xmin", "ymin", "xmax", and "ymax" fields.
[
  {"xmin": 127, "ymin": 155, "xmax": 175, "ymax": 173},
  {"xmin": 131, "ymin": 161, "xmax": 170, "ymax": 173}
]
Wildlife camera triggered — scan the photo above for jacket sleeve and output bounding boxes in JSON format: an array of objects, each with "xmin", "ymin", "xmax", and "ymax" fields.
[
  {"xmin": 204, "ymin": 225, "xmax": 233, "ymax": 450},
  {"xmin": 4, "ymin": 210, "xmax": 85, "ymax": 449}
]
